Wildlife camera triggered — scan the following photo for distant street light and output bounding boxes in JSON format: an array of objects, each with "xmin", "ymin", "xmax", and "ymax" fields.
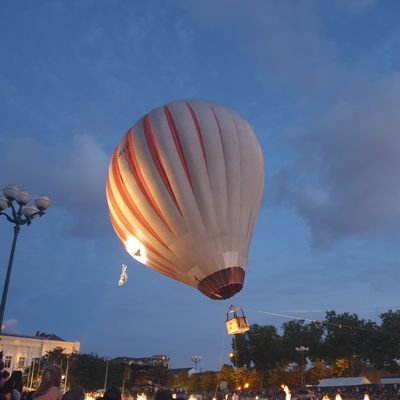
[
  {"xmin": 64, "ymin": 355, "xmax": 70, "ymax": 393},
  {"xmin": 0, "ymin": 185, "xmax": 50, "ymax": 334},
  {"xmin": 104, "ymin": 357, "xmax": 110, "ymax": 391},
  {"xmin": 295, "ymin": 345, "xmax": 309, "ymax": 386},
  {"xmin": 191, "ymin": 355, "xmax": 202, "ymax": 373}
]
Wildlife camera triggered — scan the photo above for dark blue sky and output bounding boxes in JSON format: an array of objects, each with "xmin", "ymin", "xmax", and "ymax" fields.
[{"xmin": 1, "ymin": 0, "xmax": 400, "ymax": 371}]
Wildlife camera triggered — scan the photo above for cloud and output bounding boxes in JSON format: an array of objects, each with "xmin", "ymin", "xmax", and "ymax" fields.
[
  {"xmin": 185, "ymin": 1, "xmax": 353, "ymax": 97},
  {"xmin": 185, "ymin": 1, "xmax": 400, "ymax": 249},
  {"xmin": 3, "ymin": 318, "xmax": 19, "ymax": 334},
  {"xmin": 270, "ymin": 73, "xmax": 400, "ymax": 246},
  {"xmin": 0, "ymin": 134, "xmax": 111, "ymax": 237}
]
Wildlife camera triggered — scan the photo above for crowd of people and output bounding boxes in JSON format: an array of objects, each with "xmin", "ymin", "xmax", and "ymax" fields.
[
  {"xmin": 0, "ymin": 362, "xmax": 174, "ymax": 400},
  {"xmin": 0, "ymin": 362, "xmax": 120, "ymax": 400},
  {"xmin": 224, "ymin": 386, "xmax": 400, "ymax": 400},
  {"xmin": 0, "ymin": 361, "xmax": 399, "ymax": 400}
]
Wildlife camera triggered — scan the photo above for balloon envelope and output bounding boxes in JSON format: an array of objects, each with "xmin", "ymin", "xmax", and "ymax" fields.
[{"xmin": 106, "ymin": 99, "xmax": 264, "ymax": 299}]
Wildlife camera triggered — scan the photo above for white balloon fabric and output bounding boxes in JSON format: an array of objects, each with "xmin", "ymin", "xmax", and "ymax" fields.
[{"xmin": 106, "ymin": 99, "xmax": 264, "ymax": 299}]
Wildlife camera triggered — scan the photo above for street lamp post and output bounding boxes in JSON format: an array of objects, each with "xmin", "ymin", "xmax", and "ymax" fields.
[
  {"xmin": 295, "ymin": 346, "xmax": 309, "ymax": 387},
  {"xmin": 64, "ymin": 355, "xmax": 70, "ymax": 393},
  {"xmin": 191, "ymin": 355, "xmax": 202, "ymax": 373},
  {"xmin": 0, "ymin": 185, "xmax": 50, "ymax": 335},
  {"xmin": 104, "ymin": 357, "xmax": 110, "ymax": 391}
]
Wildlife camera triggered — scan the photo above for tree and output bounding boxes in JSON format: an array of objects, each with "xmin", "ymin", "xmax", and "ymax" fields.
[
  {"xmin": 331, "ymin": 358, "xmax": 352, "ymax": 377},
  {"xmin": 147, "ymin": 365, "xmax": 171, "ymax": 386},
  {"xmin": 306, "ymin": 359, "xmax": 332, "ymax": 385},
  {"xmin": 230, "ymin": 333, "xmax": 252, "ymax": 369},
  {"xmin": 247, "ymin": 324, "xmax": 284, "ymax": 372},
  {"xmin": 68, "ymin": 354, "xmax": 107, "ymax": 390},
  {"xmin": 25, "ymin": 347, "xmax": 72, "ymax": 390},
  {"xmin": 199, "ymin": 371, "xmax": 217, "ymax": 392},
  {"xmin": 321, "ymin": 310, "xmax": 385, "ymax": 375},
  {"xmin": 45, "ymin": 347, "xmax": 68, "ymax": 365},
  {"xmin": 218, "ymin": 365, "xmax": 235, "ymax": 390},
  {"xmin": 372, "ymin": 310, "xmax": 400, "ymax": 371},
  {"xmin": 246, "ymin": 368, "xmax": 261, "ymax": 391},
  {"xmin": 68, "ymin": 354, "xmax": 126, "ymax": 391},
  {"xmin": 322, "ymin": 311, "xmax": 363, "ymax": 365},
  {"xmin": 171, "ymin": 370, "xmax": 190, "ymax": 390},
  {"xmin": 282, "ymin": 320, "xmax": 324, "ymax": 363},
  {"xmin": 188, "ymin": 373, "xmax": 201, "ymax": 392}
]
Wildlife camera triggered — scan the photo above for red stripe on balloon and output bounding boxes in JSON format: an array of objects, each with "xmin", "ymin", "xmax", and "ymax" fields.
[
  {"xmin": 107, "ymin": 197, "xmax": 180, "ymax": 279},
  {"xmin": 106, "ymin": 182, "xmax": 126, "ymax": 248},
  {"xmin": 164, "ymin": 106, "xmax": 193, "ymax": 188},
  {"xmin": 146, "ymin": 256, "xmax": 181, "ymax": 280},
  {"xmin": 110, "ymin": 149, "xmax": 170, "ymax": 250},
  {"xmin": 106, "ymin": 174, "xmax": 179, "ymax": 270},
  {"xmin": 143, "ymin": 115, "xmax": 182, "ymax": 214},
  {"xmin": 124, "ymin": 131, "xmax": 174, "ymax": 232},
  {"xmin": 186, "ymin": 102, "xmax": 208, "ymax": 169},
  {"xmin": 108, "ymin": 210, "xmax": 179, "ymax": 280}
]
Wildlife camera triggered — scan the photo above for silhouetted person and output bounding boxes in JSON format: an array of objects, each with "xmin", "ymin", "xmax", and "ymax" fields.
[
  {"xmin": 154, "ymin": 390, "xmax": 173, "ymax": 400},
  {"xmin": 32, "ymin": 365, "xmax": 62, "ymax": 400},
  {"xmin": 103, "ymin": 387, "xmax": 121, "ymax": 400},
  {"xmin": 62, "ymin": 388, "xmax": 85, "ymax": 400},
  {"xmin": 0, "ymin": 371, "xmax": 11, "ymax": 400}
]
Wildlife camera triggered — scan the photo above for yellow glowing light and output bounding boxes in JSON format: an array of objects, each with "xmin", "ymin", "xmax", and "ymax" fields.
[
  {"xmin": 244, "ymin": 383, "xmax": 249, "ymax": 389},
  {"xmin": 281, "ymin": 385, "xmax": 290, "ymax": 395},
  {"xmin": 125, "ymin": 236, "xmax": 147, "ymax": 263}
]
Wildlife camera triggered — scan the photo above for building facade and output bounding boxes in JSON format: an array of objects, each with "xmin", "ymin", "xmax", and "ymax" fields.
[{"xmin": 0, "ymin": 332, "xmax": 80, "ymax": 371}]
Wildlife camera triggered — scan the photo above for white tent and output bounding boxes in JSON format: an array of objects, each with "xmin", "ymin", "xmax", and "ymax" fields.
[
  {"xmin": 381, "ymin": 377, "xmax": 400, "ymax": 385},
  {"xmin": 318, "ymin": 377, "xmax": 371, "ymax": 387}
]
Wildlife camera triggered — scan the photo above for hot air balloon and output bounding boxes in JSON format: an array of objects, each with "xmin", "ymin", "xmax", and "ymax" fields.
[{"xmin": 106, "ymin": 99, "xmax": 264, "ymax": 299}]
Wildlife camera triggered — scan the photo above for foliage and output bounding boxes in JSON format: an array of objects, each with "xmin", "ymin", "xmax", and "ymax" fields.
[
  {"xmin": 306, "ymin": 360, "xmax": 332, "ymax": 385},
  {"xmin": 282, "ymin": 320, "xmax": 324, "ymax": 362},
  {"xmin": 170, "ymin": 370, "xmax": 190, "ymax": 389},
  {"xmin": 226, "ymin": 309, "xmax": 400, "ymax": 385},
  {"xmin": 24, "ymin": 309, "xmax": 400, "ymax": 392},
  {"xmin": 374, "ymin": 310, "xmax": 400, "ymax": 370}
]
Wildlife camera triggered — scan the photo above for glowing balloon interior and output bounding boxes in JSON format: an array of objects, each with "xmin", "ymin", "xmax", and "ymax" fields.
[{"xmin": 106, "ymin": 99, "xmax": 264, "ymax": 299}]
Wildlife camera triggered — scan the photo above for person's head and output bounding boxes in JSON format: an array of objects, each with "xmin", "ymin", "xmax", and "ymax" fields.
[
  {"xmin": 33, "ymin": 365, "xmax": 62, "ymax": 398},
  {"xmin": 2, "ymin": 370, "xmax": 10, "ymax": 379},
  {"xmin": 0, "ymin": 360, "xmax": 4, "ymax": 372},
  {"xmin": 10, "ymin": 371, "xmax": 23, "ymax": 392},
  {"xmin": 103, "ymin": 387, "xmax": 121, "ymax": 400},
  {"xmin": 154, "ymin": 390, "xmax": 173, "ymax": 400},
  {"xmin": 13, "ymin": 389, "xmax": 21, "ymax": 400},
  {"xmin": 62, "ymin": 387, "xmax": 85, "ymax": 400},
  {"xmin": 41, "ymin": 365, "xmax": 62, "ymax": 388}
]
